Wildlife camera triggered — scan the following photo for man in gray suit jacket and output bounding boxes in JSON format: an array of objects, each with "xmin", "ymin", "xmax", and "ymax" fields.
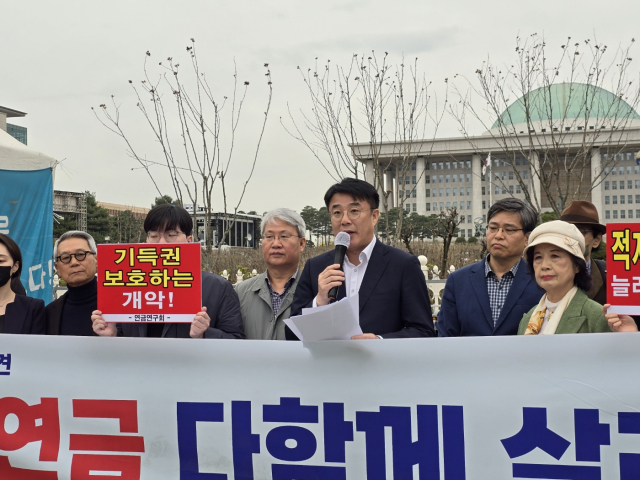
[
  {"xmin": 92, "ymin": 204, "xmax": 244, "ymax": 339},
  {"xmin": 235, "ymin": 208, "xmax": 306, "ymax": 339}
]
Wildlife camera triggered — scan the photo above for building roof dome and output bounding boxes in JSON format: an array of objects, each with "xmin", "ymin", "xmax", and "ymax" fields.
[{"xmin": 491, "ymin": 82, "xmax": 640, "ymax": 130}]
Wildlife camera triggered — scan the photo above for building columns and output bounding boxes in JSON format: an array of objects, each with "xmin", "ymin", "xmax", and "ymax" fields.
[
  {"xmin": 590, "ymin": 148, "xmax": 603, "ymax": 218},
  {"xmin": 384, "ymin": 167, "xmax": 395, "ymax": 209},
  {"xmin": 530, "ymin": 151, "xmax": 542, "ymax": 211},
  {"xmin": 471, "ymin": 154, "xmax": 483, "ymax": 231},
  {"xmin": 416, "ymin": 156, "xmax": 427, "ymax": 215}
]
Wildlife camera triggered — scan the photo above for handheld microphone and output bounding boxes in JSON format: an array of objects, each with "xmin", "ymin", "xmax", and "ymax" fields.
[{"xmin": 328, "ymin": 231, "xmax": 350, "ymax": 300}]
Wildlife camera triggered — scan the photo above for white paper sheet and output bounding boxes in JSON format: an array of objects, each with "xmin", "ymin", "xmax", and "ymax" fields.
[{"xmin": 285, "ymin": 294, "xmax": 362, "ymax": 341}]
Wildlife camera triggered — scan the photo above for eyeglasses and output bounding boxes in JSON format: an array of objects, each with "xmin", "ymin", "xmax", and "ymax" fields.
[
  {"xmin": 56, "ymin": 251, "xmax": 95, "ymax": 264},
  {"xmin": 486, "ymin": 225, "xmax": 524, "ymax": 236},
  {"xmin": 262, "ymin": 234, "xmax": 300, "ymax": 243},
  {"xmin": 331, "ymin": 208, "xmax": 371, "ymax": 221},
  {"xmin": 147, "ymin": 230, "xmax": 184, "ymax": 242}
]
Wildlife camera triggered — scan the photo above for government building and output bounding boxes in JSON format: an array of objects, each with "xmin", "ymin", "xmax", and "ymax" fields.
[{"xmin": 352, "ymin": 83, "xmax": 640, "ymax": 238}]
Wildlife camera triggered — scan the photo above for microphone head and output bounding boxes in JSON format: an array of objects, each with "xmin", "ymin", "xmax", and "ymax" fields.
[{"xmin": 335, "ymin": 231, "xmax": 351, "ymax": 248}]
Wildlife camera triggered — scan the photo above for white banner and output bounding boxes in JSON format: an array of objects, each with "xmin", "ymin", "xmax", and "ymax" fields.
[{"xmin": 1, "ymin": 333, "xmax": 639, "ymax": 479}]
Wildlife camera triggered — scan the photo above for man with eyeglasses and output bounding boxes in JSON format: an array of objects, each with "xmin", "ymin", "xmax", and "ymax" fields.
[
  {"xmin": 46, "ymin": 231, "xmax": 99, "ymax": 336},
  {"xmin": 438, "ymin": 198, "xmax": 544, "ymax": 337},
  {"xmin": 235, "ymin": 208, "xmax": 306, "ymax": 339},
  {"xmin": 288, "ymin": 178, "xmax": 435, "ymax": 339},
  {"xmin": 92, "ymin": 204, "xmax": 244, "ymax": 339}
]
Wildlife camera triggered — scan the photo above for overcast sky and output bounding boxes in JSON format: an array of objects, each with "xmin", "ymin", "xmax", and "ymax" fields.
[{"xmin": 2, "ymin": 0, "xmax": 638, "ymax": 214}]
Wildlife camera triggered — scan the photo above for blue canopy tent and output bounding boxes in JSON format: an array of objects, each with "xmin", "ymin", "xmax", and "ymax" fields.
[{"xmin": 0, "ymin": 128, "xmax": 57, "ymax": 302}]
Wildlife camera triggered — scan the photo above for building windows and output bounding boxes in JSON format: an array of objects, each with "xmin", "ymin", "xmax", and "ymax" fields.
[
  {"xmin": 446, "ymin": 175, "xmax": 451, "ymax": 183},
  {"xmin": 628, "ymin": 195, "xmax": 633, "ymax": 204},
  {"xmin": 468, "ymin": 229, "xmax": 473, "ymax": 238},
  {"xmin": 453, "ymin": 188, "xmax": 457, "ymax": 196},
  {"xmin": 426, "ymin": 162, "xmax": 431, "ymax": 170},
  {"xmin": 432, "ymin": 175, "xmax": 437, "ymax": 184},
  {"xmin": 460, "ymin": 216, "xmax": 465, "ymax": 223},
  {"xmin": 412, "ymin": 176, "xmax": 416, "ymax": 184},
  {"xmin": 516, "ymin": 158, "xmax": 521, "ymax": 166},
  {"xmin": 523, "ymin": 171, "xmax": 529, "ymax": 180},
  {"xmin": 459, "ymin": 188, "xmax": 465, "ymax": 197},
  {"xmin": 425, "ymin": 175, "xmax": 430, "ymax": 184},
  {"xmin": 628, "ymin": 166, "xmax": 633, "ymax": 175},
  {"xmin": 516, "ymin": 185, "xmax": 522, "ymax": 194},
  {"xmin": 452, "ymin": 161, "xmax": 458, "ymax": 169},
  {"xmin": 613, "ymin": 210, "xmax": 618, "ymax": 219},
  {"xmin": 629, "ymin": 210, "xmax": 633, "ymax": 219},
  {"xmin": 412, "ymin": 189, "xmax": 417, "ymax": 198},
  {"xmin": 439, "ymin": 162, "xmax": 444, "ymax": 170},
  {"xmin": 501, "ymin": 171, "xmax": 506, "ymax": 180},
  {"xmin": 405, "ymin": 203, "xmax": 411, "ymax": 212},
  {"xmin": 440, "ymin": 202, "xmax": 444, "ymax": 210},
  {"xmin": 413, "ymin": 203, "xmax": 417, "ymax": 212},
  {"xmin": 482, "ymin": 186, "xmax": 486, "ymax": 195},
  {"xmin": 440, "ymin": 188, "xmax": 444, "ymax": 197},
  {"xmin": 621, "ymin": 196, "xmax": 626, "ymax": 204},
  {"xmin": 452, "ymin": 174, "xmax": 457, "ymax": 183},
  {"xmin": 482, "ymin": 201, "xmax": 486, "ymax": 209},
  {"xmin": 605, "ymin": 181, "xmax": 610, "ymax": 190},
  {"xmin": 637, "ymin": 209, "xmax": 640, "ymax": 218},
  {"xmin": 605, "ymin": 196, "xmax": 610, "ymax": 205},
  {"xmin": 620, "ymin": 181, "xmax": 625, "ymax": 190},
  {"xmin": 426, "ymin": 204, "xmax": 431, "ymax": 211},
  {"xmin": 636, "ymin": 195, "xmax": 640, "ymax": 204},
  {"xmin": 467, "ymin": 187, "xmax": 471, "ymax": 196},
  {"xmin": 612, "ymin": 181, "xmax": 618, "ymax": 190},
  {"xmin": 621, "ymin": 210, "xmax": 626, "ymax": 219},
  {"xmin": 467, "ymin": 215, "xmax": 472, "ymax": 223},
  {"xmin": 466, "ymin": 161, "xmax": 471, "ymax": 169},
  {"xmin": 613, "ymin": 196, "xmax": 618, "ymax": 205},
  {"xmin": 612, "ymin": 168, "xmax": 617, "ymax": 176},
  {"xmin": 606, "ymin": 210, "xmax": 611, "ymax": 219},
  {"xmin": 446, "ymin": 188, "xmax": 451, "ymax": 197},
  {"xmin": 629, "ymin": 180, "xmax": 633, "ymax": 189},
  {"xmin": 433, "ymin": 162, "xmax": 438, "ymax": 171},
  {"xmin": 426, "ymin": 189, "xmax": 430, "ymax": 198},
  {"xmin": 446, "ymin": 162, "xmax": 450, "ymax": 170},
  {"xmin": 495, "ymin": 186, "xmax": 500, "ymax": 195},
  {"xmin": 619, "ymin": 166, "xmax": 625, "ymax": 175},
  {"xmin": 502, "ymin": 186, "xmax": 507, "ymax": 194},
  {"xmin": 604, "ymin": 167, "xmax": 610, "ymax": 175},
  {"xmin": 446, "ymin": 202, "xmax": 451, "ymax": 209},
  {"xmin": 439, "ymin": 175, "xmax": 444, "ymax": 183},
  {"xmin": 509, "ymin": 171, "xmax": 514, "ymax": 180},
  {"xmin": 466, "ymin": 174, "xmax": 471, "ymax": 182},
  {"xmin": 405, "ymin": 177, "xmax": 410, "ymax": 185},
  {"xmin": 635, "ymin": 166, "xmax": 640, "ymax": 175},
  {"xmin": 433, "ymin": 203, "xmax": 437, "ymax": 211},
  {"xmin": 636, "ymin": 180, "xmax": 640, "ymax": 189},
  {"xmin": 453, "ymin": 202, "xmax": 458, "ymax": 209},
  {"xmin": 509, "ymin": 185, "xmax": 514, "ymax": 194}
]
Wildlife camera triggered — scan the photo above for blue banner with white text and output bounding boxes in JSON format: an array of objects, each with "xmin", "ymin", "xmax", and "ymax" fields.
[{"xmin": 0, "ymin": 168, "xmax": 53, "ymax": 302}]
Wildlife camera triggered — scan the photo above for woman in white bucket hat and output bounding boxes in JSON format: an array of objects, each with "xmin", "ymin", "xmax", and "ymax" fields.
[{"xmin": 518, "ymin": 220, "xmax": 634, "ymax": 335}]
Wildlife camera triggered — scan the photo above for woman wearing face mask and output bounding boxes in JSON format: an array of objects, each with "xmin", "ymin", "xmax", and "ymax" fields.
[{"xmin": 0, "ymin": 233, "xmax": 46, "ymax": 334}]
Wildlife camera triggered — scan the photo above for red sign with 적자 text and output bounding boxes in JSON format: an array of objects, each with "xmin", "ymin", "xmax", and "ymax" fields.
[
  {"xmin": 606, "ymin": 222, "xmax": 640, "ymax": 315},
  {"xmin": 97, "ymin": 243, "xmax": 202, "ymax": 323}
]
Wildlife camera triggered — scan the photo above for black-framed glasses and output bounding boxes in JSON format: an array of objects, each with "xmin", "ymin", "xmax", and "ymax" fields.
[
  {"xmin": 262, "ymin": 234, "xmax": 300, "ymax": 243},
  {"xmin": 486, "ymin": 225, "xmax": 524, "ymax": 236},
  {"xmin": 147, "ymin": 230, "xmax": 184, "ymax": 242},
  {"xmin": 331, "ymin": 208, "xmax": 371, "ymax": 221},
  {"xmin": 56, "ymin": 251, "xmax": 95, "ymax": 264}
]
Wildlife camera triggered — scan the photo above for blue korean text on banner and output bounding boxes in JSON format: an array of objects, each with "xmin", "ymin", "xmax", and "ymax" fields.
[{"xmin": 0, "ymin": 168, "xmax": 53, "ymax": 302}]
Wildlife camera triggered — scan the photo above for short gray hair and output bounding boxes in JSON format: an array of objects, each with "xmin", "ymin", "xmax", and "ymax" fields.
[
  {"xmin": 261, "ymin": 208, "xmax": 306, "ymax": 237},
  {"xmin": 54, "ymin": 231, "xmax": 97, "ymax": 260}
]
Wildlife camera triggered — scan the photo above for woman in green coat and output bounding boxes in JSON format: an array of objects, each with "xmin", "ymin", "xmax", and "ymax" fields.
[{"xmin": 518, "ymin": 220, "xmax": 628, "ymax": 335}]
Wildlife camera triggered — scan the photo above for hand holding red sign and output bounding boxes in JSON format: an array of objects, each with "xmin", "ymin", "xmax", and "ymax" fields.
[
  {"xmin": 97, "ymin": 243, "xmax": 202, "ymax": 323},
  {"xmin": 602, "ymin": 304, "xmax": 638, "ymax": 332}
]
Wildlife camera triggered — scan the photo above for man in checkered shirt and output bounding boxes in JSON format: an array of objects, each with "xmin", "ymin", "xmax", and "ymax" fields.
[{"xmin": 437, "ymin": 198, "xmax": 544, "ymax": 337}]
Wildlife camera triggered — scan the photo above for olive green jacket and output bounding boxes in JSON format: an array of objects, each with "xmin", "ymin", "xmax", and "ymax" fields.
[
  {"xmin": 234, "ymin": 271, "xmax": 299, "ymax": 340},
  {"xmin": 517, "ymin": 289, "xmax": 609, "ymax": 335}
]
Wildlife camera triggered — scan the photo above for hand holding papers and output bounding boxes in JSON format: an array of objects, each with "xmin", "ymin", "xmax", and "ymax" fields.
[{"xmin": 284, "ymin": 294, "xmax": 362, "ymax": 342}]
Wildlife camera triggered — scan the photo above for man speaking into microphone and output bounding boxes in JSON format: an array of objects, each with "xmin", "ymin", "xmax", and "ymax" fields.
[{"xmin": 288, "ymin": 178, "xmax": 434, "ymax": 339}]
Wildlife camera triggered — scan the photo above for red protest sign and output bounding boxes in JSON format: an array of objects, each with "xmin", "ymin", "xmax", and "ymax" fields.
[
  {"xmin": 97, "ymin": 243, "xmax": 202, "ymax": 323},
  {"xmin": 606, "ymin": 222, "xmax": 640, "ymax": 315}
]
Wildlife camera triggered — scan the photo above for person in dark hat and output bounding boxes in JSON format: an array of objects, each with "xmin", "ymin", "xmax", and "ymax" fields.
[{"xmin": 559, "ymin": 201, "xmax": 607, "ymax": 305}]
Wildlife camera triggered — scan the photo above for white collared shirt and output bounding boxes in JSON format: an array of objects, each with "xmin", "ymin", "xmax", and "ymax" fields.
[
  {"xmin": 311, "ymin": 235, "xmax": 377, "ymax": 307},
  {"xmin": 343, "ymin": 236, "xmax": 376, "ymax": 297}
]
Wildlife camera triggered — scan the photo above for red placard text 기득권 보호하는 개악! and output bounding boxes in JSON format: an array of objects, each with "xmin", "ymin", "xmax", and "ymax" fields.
[{"xmin": 97, "ymin": 243, "xmax": 201, "ymax": 323}]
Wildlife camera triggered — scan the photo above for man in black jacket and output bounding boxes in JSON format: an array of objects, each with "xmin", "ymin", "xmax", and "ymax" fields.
[
  {"xmin": 288, "ymin": 178, "xmax": 434, "ymax": 340},
  {"xmin": 559, "ymin": 201, "xmax": 607, "ymax": 304},
  {"xmin": 91, "ymin": 204, "xmax": 244, "ymax": 339}
]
